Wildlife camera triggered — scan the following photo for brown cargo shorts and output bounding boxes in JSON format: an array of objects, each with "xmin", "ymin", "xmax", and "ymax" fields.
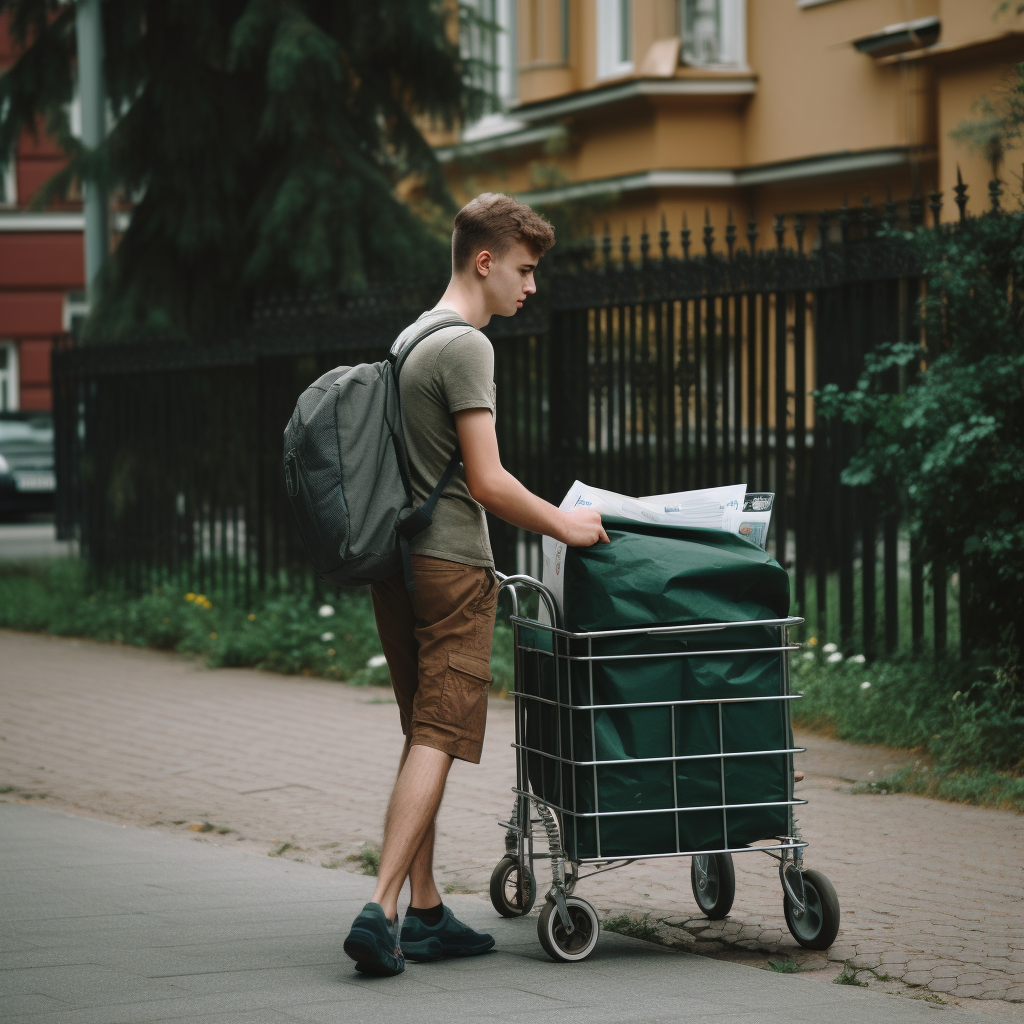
[{"xmin": 369, "ymin": 555, "xmax": 498, "ymax": 764}]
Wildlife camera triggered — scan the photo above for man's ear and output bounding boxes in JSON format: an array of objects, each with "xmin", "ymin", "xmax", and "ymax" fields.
[{"xmin": 475, "ymin": 249, "xmax": 494, "ymax": 278}]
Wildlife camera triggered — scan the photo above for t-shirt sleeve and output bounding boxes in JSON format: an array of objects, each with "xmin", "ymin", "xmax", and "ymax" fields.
[{"xmin": 434, "ymin": 329, "xmax": 496, "ymax": 415}]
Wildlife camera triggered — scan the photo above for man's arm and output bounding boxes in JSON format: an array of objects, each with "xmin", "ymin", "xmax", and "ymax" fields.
[{"xmin": 455, "ymin": 408, "xmax": 608, "ymax": 547}]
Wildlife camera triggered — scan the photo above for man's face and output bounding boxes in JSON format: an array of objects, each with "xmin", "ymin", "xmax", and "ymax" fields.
[{"xmin": 479, "ymin": 241, "xmax": 539, "ymax": 317}]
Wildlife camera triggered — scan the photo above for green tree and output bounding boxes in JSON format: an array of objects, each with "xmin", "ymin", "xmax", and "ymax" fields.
[
  {"xmin": 817, "ymin": 68, "xmax": 1024, "ymax": 655},
  {"xmin": 0, "ymin": 1, "xmax": 487, "ymax": 341}
]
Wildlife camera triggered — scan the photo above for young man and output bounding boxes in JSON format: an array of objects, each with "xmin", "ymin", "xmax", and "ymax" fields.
[{"xmin": 342, "ymin": 193, "xmax": 608, "ymax": 975}]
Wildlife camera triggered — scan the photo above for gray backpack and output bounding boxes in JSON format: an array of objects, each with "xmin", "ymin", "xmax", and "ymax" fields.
[{"xmin": 282, "ymin": 318, "xmax": 469, "ymax": 590}]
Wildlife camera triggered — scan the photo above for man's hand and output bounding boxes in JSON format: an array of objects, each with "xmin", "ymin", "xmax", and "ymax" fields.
[{"xmin": 560, "ymin": 507, "xmax": 610, "ymax": 547}]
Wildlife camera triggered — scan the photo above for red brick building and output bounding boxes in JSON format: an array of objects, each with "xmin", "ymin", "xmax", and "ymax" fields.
[{"xmin": 1, "ymin": 14, "xmax": 87, "ymax": 413}]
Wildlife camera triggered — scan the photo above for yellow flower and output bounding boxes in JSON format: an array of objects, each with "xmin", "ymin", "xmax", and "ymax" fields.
[
  {"xmin": 327, "ymin": 648, "xmax": 336, "ymax": 656},
  {"xmin": 209, "ymin": 632, "xmax": 217, "ymax": 640},
  {"xmin": 808, "ymin": 637, "xmax": 818, "ymax": 646},
  {"xmin": 202, "ymin": 599, "xmax": 212, "ymax": 609},
  {"xmin": 247, "ymin": 613, "xmax": 256, "ymax": 621},
  {"xmin": 185, "ymin": 592, "xmax": 196, "ymax": 602}
]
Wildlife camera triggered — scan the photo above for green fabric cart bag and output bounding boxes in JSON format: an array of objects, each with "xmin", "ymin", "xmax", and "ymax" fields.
[{"xmin": 522, "ymin": 521, "xmax": 793, "ymax": 862}]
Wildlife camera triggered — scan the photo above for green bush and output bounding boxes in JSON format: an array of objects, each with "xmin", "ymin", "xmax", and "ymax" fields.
[
  {"xmin": 0, "ymin": 559, "xmax": 516, "ymax": 690},
  {"xmin": 792, "ymin": 642, "xmax": 1024, "ymax": 774}
]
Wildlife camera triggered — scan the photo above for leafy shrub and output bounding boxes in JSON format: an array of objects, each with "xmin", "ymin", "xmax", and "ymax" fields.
[
  {"xmin": 0, "ymin": 559, "xmax": 515, "ymax": 690},
  {"xmin": 791, "ymin": 642, "xmax": 1024, "ymax": 774}
]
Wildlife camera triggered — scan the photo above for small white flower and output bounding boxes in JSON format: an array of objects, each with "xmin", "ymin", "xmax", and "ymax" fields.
[
  {"xmin": 826, "ymin": 652, "xmax": 844, "ymax": 663},
  {"xmin": 802, "ymin": 651, "xmax": 815, "ymax": 661},
  {"xmin": 860, "ymin": 681, "xmax": 872, "ymax": 690},
  {"xmin": 320, "ymin": 632, "xmax": 335, "ymax": 643},
  {"xmin": 849, "ymin": 654, "xmax": 866, "ymax": 664},
  {"xmin": 318, "ymin": 604, "xmax": 335, "ymax": 617},
  {"xmin": 367, "ymin": 654, "xmax": 387, "ymax": 668},
  {"xmin": 822, "ymin": 642, "xmax": 838, "ymax": 654}
]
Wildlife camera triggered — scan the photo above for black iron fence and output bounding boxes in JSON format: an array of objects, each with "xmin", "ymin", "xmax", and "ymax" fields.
[{"xmin": 54, "ymin": 183, "xmax": 998, "ymax": 658}]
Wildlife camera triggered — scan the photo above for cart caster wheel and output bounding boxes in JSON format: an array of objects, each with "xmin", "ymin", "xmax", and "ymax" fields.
[
  {"xmin": 489, "ymin": 856, "xmax": 537, "ymax": 918},
  {"xmin": 690, "ymin": 852, "xmax": 735, "ymax": 919},
  {"xmin": 537, "ymin": 897, "xmax": 600, "ymax": 962},
  {"xmin": 784, "ymin": 869, "xmax": 840, "ymax": 950}
]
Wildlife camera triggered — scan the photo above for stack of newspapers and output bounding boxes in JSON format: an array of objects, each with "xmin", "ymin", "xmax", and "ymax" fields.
[{"xmin": 541, "ymin": 481, "xmax": 775, "ymax": 615}]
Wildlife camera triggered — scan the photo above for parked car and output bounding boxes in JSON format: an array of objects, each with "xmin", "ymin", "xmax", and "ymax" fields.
[{"xmin": 0, "ymin": 412, "xmax": 56, "ymax": 517}]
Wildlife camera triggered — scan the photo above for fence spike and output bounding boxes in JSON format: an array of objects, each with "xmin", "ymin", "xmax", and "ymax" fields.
[
  {"xmin": 839, "ymin": 197, "xmax": 850, "ymax": 244},
  {"xmin": 989, "ymin": 176, "xmax": 1003, "ymax": 212},
  {"xmin": 794, "ymin": 213, "xmax": 805, "ymax": 254},
  {"xmin": 953, "ymin": 166, "xmax": 968, "ymax": 222},
  {"xmin": 659, "ymin": 212, "xmax": 670, "ymax": 261},
  {"xmin": 681, "ymin": 212, "xmax": 691, "ymax": 260},
  {"xmin": 908, "ymin": 192, "xmax": 924, "ymax": 227},
  {"xmin": 602, "ymin": 222, "xmax": 613, "ymax": 266},
  {"xmin": 817, "ymin": 209, "xmax": 830, "ymax": 249},
  {"xmin": 928, "ymin": 190, "xmax": 943, "ymax": 227},
  {"xmin": 703, "ymin": 207, "xmax": 715, "ymax": 257},
  {"xmin": 773, "ymin": 213, "xmax": 785, "ymax": 251},
  {"xmin": 640, "ymin": 220, "xmax": 651, "ymax": 263},
  {"xmin": 860, "ymin": 193, "xmax": 876, "ymax": 237},
  {"xmin": 884, "ymin": 184, "xmax": 897, "ymax": 226},
  {"xmin": 620, "ymin": 224, "xmax": 631, "ymax": 264},
  {"xmin": 725, "ymin": 208, "xmax": 737, "ymax": 259},
  {"xmin": 746, "ymin": 219, "xmax": 758, "ymax": 254}
]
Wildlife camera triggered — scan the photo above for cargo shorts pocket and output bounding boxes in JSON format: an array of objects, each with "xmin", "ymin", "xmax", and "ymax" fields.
[{"xmin": 440, "ymin": 650, "xmax": 492, "ymax": 738}]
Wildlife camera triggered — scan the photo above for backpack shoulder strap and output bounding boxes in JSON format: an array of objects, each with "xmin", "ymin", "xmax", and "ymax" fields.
[
  {"xmin": 388, "ymin": 316, "xmax": 473, "ymax": 592},
  {"xmin": 390, "ymin": 317, "xmax": 471, "ymax": 382}
]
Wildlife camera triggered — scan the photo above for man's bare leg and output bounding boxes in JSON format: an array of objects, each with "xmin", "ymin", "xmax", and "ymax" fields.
[{"xmin": 371, "ymin": 743, "xmax": 453, "ymax": 921}]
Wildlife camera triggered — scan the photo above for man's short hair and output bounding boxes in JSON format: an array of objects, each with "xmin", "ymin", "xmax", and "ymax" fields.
[{"xmin": 452, "ymin": 193, "xmax": 555, "ymax": 273}]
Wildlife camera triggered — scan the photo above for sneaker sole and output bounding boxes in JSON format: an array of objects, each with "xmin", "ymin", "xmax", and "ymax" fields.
[
  {"xmin": 402, "ymin": 937, "xmax": 495, "ymax": 963},
  {"xmin": 343, "ymin": 932, "xmax": 404, "ymax": 977}
]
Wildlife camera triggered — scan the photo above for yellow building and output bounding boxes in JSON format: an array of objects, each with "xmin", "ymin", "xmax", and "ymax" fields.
[{"xmin": 439, "ymin": 0, "xmax": 1024, "ymax": 245}]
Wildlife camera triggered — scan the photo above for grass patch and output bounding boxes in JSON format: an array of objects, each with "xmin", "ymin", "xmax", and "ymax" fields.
[
  {"xmin": 603, "ymin": 912, "xmax": 659, "ymax": 942},
  {"xmin": 269, "ymin": 842, "xmax": 295, "ymax": 857},
  {"xmin": 0, "ymin": 559, "xmax": 514, "ymax": 692},
  {"xmin": 790, "ymin": 640, "xmax": 1023, "ymax": 810},
  {"xmin": 834, "ymin": 964, "xmax": 868, "ymax": 987},
  {"xmin": 767, "ymin": 958, "xmax": 802, "ymax": 974},
  {"xmin": 853, "ymin": 763, "xmax": 1024, "ymax": 812},
  {"xmin": 347, "ymin": 843, "xmax": 380, "ymax": 876}
]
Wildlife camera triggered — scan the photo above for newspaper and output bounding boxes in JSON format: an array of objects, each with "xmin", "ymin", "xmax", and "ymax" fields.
[{"xmin": 540, "ymin": 481, "xmax": 773, "ymax": 617}]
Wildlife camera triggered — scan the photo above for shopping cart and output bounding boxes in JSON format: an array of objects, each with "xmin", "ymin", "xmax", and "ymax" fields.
[{"xmin": 488, "ymin": 572, "xmax": 840, "ymax": 963}]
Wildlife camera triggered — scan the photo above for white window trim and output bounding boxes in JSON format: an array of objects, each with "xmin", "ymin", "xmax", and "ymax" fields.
[
  {"xmin": 681, "ymin": 0, "xmax": 747, "ymax": 69},
  {"xmin": 0, "ymin": 341, "xmax": 20, "ymax": 412},
  {"xmin": 597, "ymin": 0, "xmax": 634, "ymax": 81},
  {"xmin": 462, "ymin": 0, "xmax": 518, "ymax": 130}
]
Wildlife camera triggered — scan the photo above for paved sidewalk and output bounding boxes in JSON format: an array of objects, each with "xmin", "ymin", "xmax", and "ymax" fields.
[
  {"xmin": 0, "ymin": 801, "xmax": 987, "ymax": 1023},
  {"xmin": 2, "ymin": 630, "xmax": 1024, "ymax": 1018}
]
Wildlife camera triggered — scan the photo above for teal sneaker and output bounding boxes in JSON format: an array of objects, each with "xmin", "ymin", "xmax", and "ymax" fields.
[
  {"xmin": 343, "ymin": 903, "xmax": 405, "ymax": 976},
  {"xmin": 399, "ymin": 905, "xmax": 495, "ymax": 962}
]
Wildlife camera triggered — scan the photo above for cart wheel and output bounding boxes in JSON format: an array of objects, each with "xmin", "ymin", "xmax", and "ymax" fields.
[
  {"xmin": 783, "ymin": 869, "xmax": 840, "ymax": 950},
  {"xmin": 537, "ymin": 897, "xmax": 600, "ymax": 962},
  {"xmin": 690, "ymin": 852, "xmax": 735, "ymax": 919},
  {"xmin": 489, "ymin": 856, "xmax": 537, "ymax": 918}
]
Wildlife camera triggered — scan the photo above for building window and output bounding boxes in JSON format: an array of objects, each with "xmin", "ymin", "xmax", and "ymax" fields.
[
  {"xmin": 597, "ymin": 0, "xmax": 633, "ymax": 80},
  {"xmin": 0, "ymin": 342, "xmax": 19, "ymax": 411},
  {"xmin": 1, "ymin": 154, "xmax": 15, "ymax": 207},
  {"xmin": 680, "ymin": 0, "xmax": 746, "ymax": 68},
  {"xmin": 461, "ymin": 0, "xmax": 518, "ymax": 114},
  {"xmin": 522, "ymin": 0, "xmax": 570, "ymax": 67}
]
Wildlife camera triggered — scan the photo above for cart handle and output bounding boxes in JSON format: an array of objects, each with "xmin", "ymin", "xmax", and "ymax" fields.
[{"xmin": 495, "ymin": 572, "xmax": 562, "ymax": 630}]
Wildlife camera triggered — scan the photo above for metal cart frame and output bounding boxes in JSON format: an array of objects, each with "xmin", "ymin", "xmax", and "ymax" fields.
[{"xmin": 488, "ymin": 573, "xmax": 840, "ymax": 962}]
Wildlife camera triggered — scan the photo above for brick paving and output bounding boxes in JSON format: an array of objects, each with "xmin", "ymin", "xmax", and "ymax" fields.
[{"xmin": 2, "ymin": 629, "xmax": 1023, "ymax": 1018}]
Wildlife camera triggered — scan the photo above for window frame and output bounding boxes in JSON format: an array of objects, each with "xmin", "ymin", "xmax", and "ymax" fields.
[
  {"xmin": 597, "ymin": 0, "xmax": 634, "ymax": 81},
  {"xmin": 0, "ymin": 341, "xmax": 20, "ymax": 412},
  {"xmin": 680, "ymin": 0, "xmax": 747, "ymax": 69}
]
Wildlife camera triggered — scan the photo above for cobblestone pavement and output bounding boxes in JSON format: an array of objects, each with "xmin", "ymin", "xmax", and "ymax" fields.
[{"xmin": 2, "ymin": 630, "xmax": 1023, "ymax": 1018}]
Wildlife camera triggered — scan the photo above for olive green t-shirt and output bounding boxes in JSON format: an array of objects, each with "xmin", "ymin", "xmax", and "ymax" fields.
[{"xmin": 391, "ymin": 308, "xmax": 495, "ymax": 568}]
